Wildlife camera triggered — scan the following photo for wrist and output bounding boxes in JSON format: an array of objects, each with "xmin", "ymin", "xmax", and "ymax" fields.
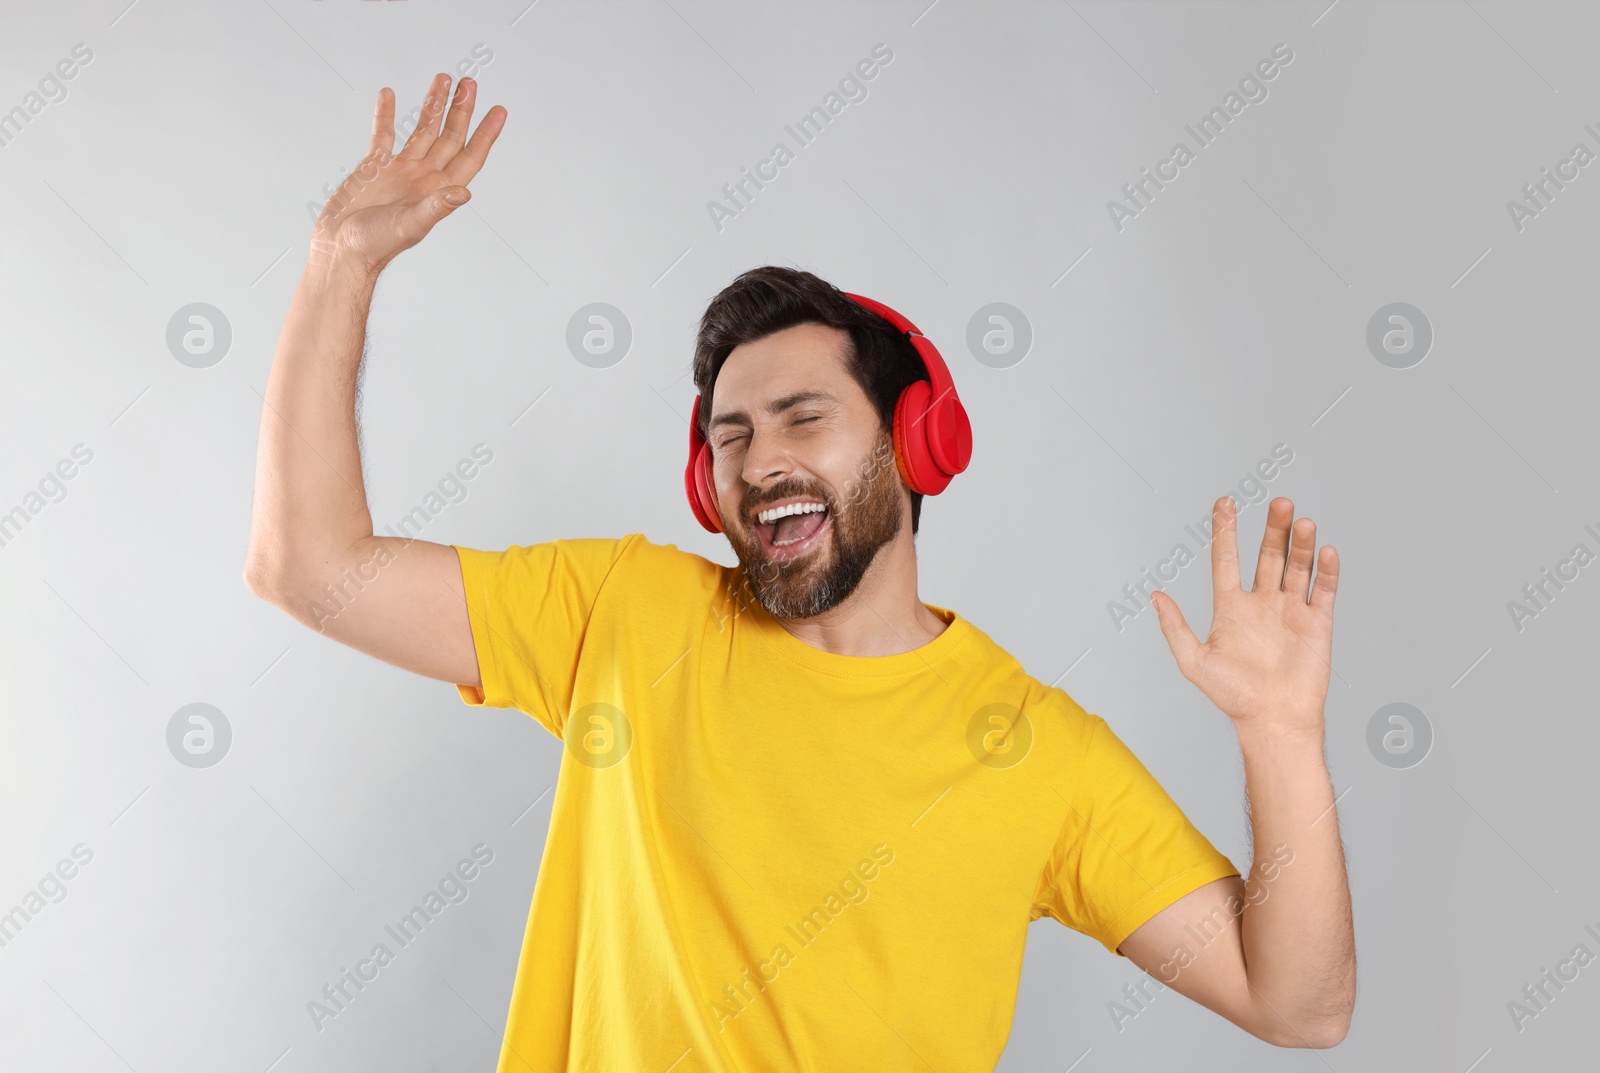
[
  {"xmin": 1235, "ymin": 715, "xmax": 1326, "ymax": 752},
  {"xmin": 303, "ymin": 243, "xmax": 382, "ymax": 295}
]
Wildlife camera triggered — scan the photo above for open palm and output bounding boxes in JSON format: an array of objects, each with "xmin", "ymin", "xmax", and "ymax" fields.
[
  {"xmin": 1151, "ymin": 497, "xmax": 1339, "ymax": 734},
  {"xmin": 311, "ymin": 73, "xmax": 507, "ymax": 275}
]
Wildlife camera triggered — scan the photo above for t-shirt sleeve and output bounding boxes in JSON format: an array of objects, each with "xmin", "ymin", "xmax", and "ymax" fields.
[
  {"xmin": 451, "ymin": 534, "xmax": 636, "ymax": 739},
  {"xmin": 1033, "ymin": 714, "xmax": 1241, "ymax": 956}
]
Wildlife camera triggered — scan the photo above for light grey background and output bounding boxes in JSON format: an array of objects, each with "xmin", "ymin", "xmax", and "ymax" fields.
[{"xmin": 1, "ymin": 1, "xmax": 1594, "ymax": 1070}]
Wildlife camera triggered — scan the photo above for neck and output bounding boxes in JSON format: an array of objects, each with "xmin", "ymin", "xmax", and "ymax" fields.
[{"xmin": 771, "ymin": 524, "xmax": 945, "ymax": 657}]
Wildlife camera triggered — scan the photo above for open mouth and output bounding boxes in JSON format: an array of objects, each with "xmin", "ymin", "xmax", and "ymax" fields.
[{"xmin": 753, "ymin": 501, "xmax": 831, "ymax": 560}]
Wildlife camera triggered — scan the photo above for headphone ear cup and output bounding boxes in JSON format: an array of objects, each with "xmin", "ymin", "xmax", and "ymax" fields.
[
  {"xmin": 684, "ymin": 393, "xmax": 723, "ymax": 533},
  {"xmin": 925, "ymin": 393, "xmax": 973, "ymax": 477},
  {"xmin": 684, "ymin": 449, "xmax": 711, "ymax": 532},
  {"xmin": 892, "ymin": 380, "xmax": 953, "ymax": 496},
  {"xmin": 691, "ymin": 442, "xmax": 722, "ymax": 532}
]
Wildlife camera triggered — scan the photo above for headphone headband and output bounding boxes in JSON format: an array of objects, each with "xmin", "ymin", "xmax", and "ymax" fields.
[{"xmin": 839, "ymin": 291, "xmax": 958, "ymax": 408}]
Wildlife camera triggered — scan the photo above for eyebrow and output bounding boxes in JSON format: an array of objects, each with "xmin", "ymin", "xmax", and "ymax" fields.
[{"xmin": 708, "ymin": 390, "xmax": 839, "ymax": 434}]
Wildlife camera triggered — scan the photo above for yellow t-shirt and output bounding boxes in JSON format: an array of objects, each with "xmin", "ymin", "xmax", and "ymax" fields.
[{"xmin": 453, "ymin": 533, "xmax": 1239, "ymax": 1072}]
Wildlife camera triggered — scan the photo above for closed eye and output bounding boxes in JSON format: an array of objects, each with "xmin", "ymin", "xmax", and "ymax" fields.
[{"xmin": 717, "ymin": 416, "xmax": 821, "ymax": 449}]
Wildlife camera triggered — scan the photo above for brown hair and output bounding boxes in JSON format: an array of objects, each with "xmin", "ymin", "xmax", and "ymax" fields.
[{"xmin": 691, "ymin": 266, "xmax": 928, "ymax": 534}]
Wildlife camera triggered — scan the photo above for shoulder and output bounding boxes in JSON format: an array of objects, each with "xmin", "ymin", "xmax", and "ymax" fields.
[
  {"xmin": 454, "ymin": 532, "xmax": 730, "ymax": 600},
  {"xmin": 1021, "ymin": 679, "xmax": 1102, "ymax": 764},
  {"xmin": 610, "ymin": 532, "xmax": 737, "ymax": 600},
  {"xmin": 948, "ymin": 616, "xmax": 1102, "ymax": 750}
]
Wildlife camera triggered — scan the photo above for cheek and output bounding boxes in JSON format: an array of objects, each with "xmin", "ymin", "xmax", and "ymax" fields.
[
  {"xmin": 829, "ymin": 436, "xmax": 885, "ymax": 489},
  {"xmin": 710, "ymin": 455, "xmax": 736, "ymax": 499},
  {"xmin": 717, "ymin": 477, "xmax": 744, "ymax": 526}
]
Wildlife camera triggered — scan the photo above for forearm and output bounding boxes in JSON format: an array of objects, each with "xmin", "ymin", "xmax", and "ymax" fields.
[
  {"xmin": 1236, "ymin": 721, "xmax": 1354, "ymax": 1045},
  {"xmin": 245, "ymin": 252, "xmax": 382, "ymax": 594}
]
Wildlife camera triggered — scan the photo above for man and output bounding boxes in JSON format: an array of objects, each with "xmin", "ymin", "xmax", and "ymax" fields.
[{"xmin": 246, "ymin": 74, "xmax": 1354, "ymax": 1071}]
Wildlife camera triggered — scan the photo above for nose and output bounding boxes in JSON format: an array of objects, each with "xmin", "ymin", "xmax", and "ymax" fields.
[{"xmin": 739, "ymin": 426, "xmax": 795, "ymax": 492}]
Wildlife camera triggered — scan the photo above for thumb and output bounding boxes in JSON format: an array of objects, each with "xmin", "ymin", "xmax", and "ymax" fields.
[
  {"xmin": 1151, "ymin": 591, "xmax": 1203, "ymax": 676},
  {"xmin": 433, "ymin": 186, "xmax": 471, "ymax": 215},
  {"xmin": 391, "ymin": 188, "xmax": 470, "ymax": 251}
]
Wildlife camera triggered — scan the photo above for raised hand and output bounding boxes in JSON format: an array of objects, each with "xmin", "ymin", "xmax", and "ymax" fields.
[
  {"xmin": 1151, "ymin": 497, "xmax": 1339, "ymax": 736},
  {"xmin": 310, "ymin": 73, "xmax": 507, "ymax": 277}
]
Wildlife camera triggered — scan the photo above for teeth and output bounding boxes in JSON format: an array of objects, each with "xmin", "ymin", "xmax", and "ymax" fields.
[{"xmin": 757, "ymin": 501, "xmax": 827, "ymax": 525}]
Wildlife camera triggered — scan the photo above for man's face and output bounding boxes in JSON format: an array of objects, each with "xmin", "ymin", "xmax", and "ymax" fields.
[{"xmin": 708, "ymin": 322, "xmax": 906, "ymax": 621}]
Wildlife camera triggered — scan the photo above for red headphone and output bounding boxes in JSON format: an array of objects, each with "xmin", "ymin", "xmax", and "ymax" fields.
[{"xmin": 683, "ymin": 291, "xmax": 973, "ymax": 534}]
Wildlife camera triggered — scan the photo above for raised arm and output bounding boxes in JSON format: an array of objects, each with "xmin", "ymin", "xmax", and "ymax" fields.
[
  {"xmin": 244, "ymin": 73, "xmax": 506, "ymax": 687},
  {"xmin": 1118, "ymin": 497, "xmax": 1355, "ymax": 1048}
]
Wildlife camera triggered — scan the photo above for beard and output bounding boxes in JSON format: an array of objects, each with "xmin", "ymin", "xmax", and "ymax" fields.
[{"xmin": 725, "ymin": 433, "xmax": 905, "ymax": 621}]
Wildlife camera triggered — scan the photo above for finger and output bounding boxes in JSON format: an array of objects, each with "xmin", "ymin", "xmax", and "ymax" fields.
[
  {"xmin": 425, "ymin": 77, "xmax": 478, "ymax": 167},
  {"xmin": 1310, "ymin": 545, "xmax": 1340, "ymax": 614},
  {"xmin": 1283, "ymin": 516, "xmax": 1317, "ymax": 601},
  {"xmin": 399, "ymin": 73, "xmax": 451, "ymax": 159},
  {"xmin": 441, "ymin": 104, "xmax": 508, "ymax": 187},
  {"xmin": 368, "ymin": 86, "xmax": 395, "ymax": 158},
  {"xmin": 1211, "ymin": 496, "xmax": 1241, "ymax": 595},
  {"xmin": 1152, "ymin": 591, "xmax": 1204, "ymax": 678},
  {"xmin": 1252, "ymin": 497, "xmax": 1293, "ymax": 592}
]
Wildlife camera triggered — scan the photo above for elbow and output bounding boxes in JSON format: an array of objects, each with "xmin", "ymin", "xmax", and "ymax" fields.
[
  {"xmin": 244, "ymin": 547, "xmax": 296, "ymax": 607},
  {"xmin": 1246, "ymin": 959, "xmax": 1355, "ymax": 1049},
  {"xmin": 1256, "ymin": 1007, "xmax": 1352, "ymax": 1049},
  {"xmin": 244, "ymin": 555, "xmax": 273, "ymax": 603},
  {"xmin": 1296, "ymin": 1014, "xmax": 1351, "ymax": 1050},
  {"xmin": 244, "ymin": 553, "xmax": 324, "ymax": 634}
]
